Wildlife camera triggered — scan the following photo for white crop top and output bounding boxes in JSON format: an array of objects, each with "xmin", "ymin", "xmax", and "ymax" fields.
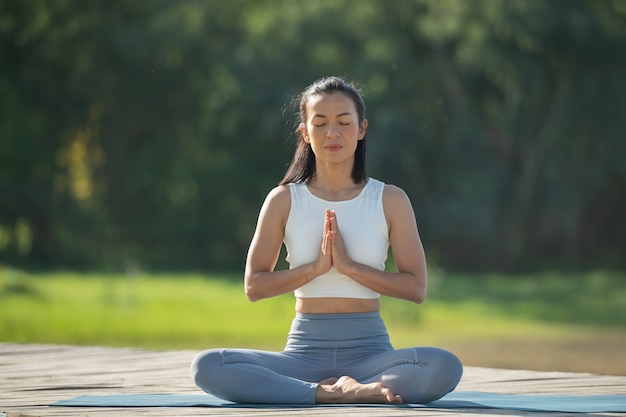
[{"xmin": 285, "ymin": 178, "xmax": 389, "ymax": 299}]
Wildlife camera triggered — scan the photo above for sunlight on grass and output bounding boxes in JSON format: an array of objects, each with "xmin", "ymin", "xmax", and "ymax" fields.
[
  {"xmin": 1, "ymin": 268, "xmax": 625, "ymax": 353},
  {"xmin": 0, "ymin": 270, "xmax": 296, "ymax": 349}
]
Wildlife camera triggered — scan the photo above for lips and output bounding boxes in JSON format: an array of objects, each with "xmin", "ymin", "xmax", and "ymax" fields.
[{"xmin": 325, "ymin": 144, "xmax": 343, "ymax": 151}]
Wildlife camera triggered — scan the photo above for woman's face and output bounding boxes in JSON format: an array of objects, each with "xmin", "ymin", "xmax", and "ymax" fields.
[{"xmin": 300, "ymin": 92, "xmax": 368, "ymax": 167}]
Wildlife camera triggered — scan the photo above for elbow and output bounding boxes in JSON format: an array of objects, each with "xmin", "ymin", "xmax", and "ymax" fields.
[
  {"xmin": 411, "ymin": 292, "xmax": 426, "ymax": 304},
  {"xmin": 245, "ymin": 285, "xmax": 257, "ymax": 302},
  {"xmin": 396, "ymin": 268, "xmax": 427, "ymax": 304},
  {"xmin": 406, "ymin": 288, "xmax": 425, "ymax": 304},
  {"xmin": 244, "ymin": 281, "xmax": 262, "ymax": 302},
  {"xmin": 246, "ymin": 289, "xmax": 261, "ymax": 302},
  {"xmin": 408, "ymin": 281, "xmax": 427, "ymax": 304},
  {"xmin": 244, "ymin": 272, "xmax": 265, "ymax": 302},
  {"xmin": 411, "ymin": 271, "xmax": 427, "ymax": 304}
]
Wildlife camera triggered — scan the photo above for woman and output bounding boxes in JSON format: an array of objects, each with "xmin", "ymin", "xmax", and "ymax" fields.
[{"xmin": 191, "ymin": 76, "xmax": 463, "ymax": 404}]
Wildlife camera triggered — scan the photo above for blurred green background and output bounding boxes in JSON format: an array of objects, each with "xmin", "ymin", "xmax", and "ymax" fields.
[
  {"xmin": 2, "ymin": 268, "xmax": 625, "ymax": 375},
  {"xmin": 1, "ymin": 0, "xmax": 625, "ymax": 374},
  {"xmin": 2, "ymin": 0, "xmax": 624, "ymax": 273}
]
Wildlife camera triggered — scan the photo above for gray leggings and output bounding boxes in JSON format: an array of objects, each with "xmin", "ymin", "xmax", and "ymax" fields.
[{"xmin": 190, "ymin": 312, "xmax": 462, "ymax": 404}]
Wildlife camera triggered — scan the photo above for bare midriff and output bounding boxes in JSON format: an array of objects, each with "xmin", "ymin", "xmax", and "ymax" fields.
[{"xmin": 296, "ymin": 297, "xmax": 380, "ymax": 314}]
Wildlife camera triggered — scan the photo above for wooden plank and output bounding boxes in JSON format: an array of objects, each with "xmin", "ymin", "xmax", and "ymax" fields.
[{"xmin": 1, "ymin": 343, "xmax": 625, "ymax": 417}]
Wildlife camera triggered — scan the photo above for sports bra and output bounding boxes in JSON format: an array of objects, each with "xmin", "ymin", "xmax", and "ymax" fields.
[{"xmin": 284, "ymin": 178, "xmax": 389, "ymax": 299}]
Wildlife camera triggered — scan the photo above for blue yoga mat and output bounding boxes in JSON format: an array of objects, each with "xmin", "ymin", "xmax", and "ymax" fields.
[{"xmin": 51, "ymin": 391, "xmax": 626, "ymax": 413}]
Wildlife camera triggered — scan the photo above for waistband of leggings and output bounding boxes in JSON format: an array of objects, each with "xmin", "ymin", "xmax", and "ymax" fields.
[{"xmin": 294, "ymin": 311, "xmax": 382, "ymax": 321}]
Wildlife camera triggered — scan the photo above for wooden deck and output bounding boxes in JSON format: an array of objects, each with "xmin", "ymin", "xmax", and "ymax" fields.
[{"xmin": 1, "ymin": 342, "xmax": 625, "ymax": 416}]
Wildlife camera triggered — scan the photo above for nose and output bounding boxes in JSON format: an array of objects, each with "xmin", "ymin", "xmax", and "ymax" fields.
[{"xmin": 326, "ymin": 123, "xmax": 341, "ymax": 138}]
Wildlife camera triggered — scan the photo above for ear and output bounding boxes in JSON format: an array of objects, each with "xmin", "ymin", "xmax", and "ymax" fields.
[
  {"xmin": 299, "ymin": 123, "xmax": 309, "ymax": 143},
  {"xmin": 358, "ymin": 119, "xmax": 368, "ymax": 140}
]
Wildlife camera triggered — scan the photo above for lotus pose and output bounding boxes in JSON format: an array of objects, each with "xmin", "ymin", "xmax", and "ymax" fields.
[{"xmin": 191, "ymin": 76, "xmax": 463, "ymax": 404}]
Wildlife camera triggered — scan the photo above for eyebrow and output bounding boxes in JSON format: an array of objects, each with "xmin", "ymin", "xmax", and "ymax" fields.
[{"xmin": 312, "ymin": 112, "xmax": 353, "ymax": 119}]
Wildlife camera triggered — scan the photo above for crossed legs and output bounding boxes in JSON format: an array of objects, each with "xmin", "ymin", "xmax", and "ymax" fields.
[{"xmin": 190, "ymin": 346, "xmax": 462, "ymax": 404}]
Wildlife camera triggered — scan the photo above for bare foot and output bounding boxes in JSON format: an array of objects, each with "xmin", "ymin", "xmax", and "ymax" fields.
[
  {"xmin": 318, "ymin": 376, "xmax": 339, "ymax": 385},
  {"xmin": 315, "ymin": 376, "xmax": 402, "ymax": 404}
]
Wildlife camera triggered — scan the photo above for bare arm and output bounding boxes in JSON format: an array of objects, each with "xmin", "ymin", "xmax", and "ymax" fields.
[
  {"xmin": 331, "ymin": 185, "xmax": 427, "ymax": 303},
  {"xmin": 244, "ymin": 186, "xmax": 331, "ymax": 302}
]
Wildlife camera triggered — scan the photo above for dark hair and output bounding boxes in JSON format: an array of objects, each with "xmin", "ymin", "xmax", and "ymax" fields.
[{"xmin": 279, "ymin": 76, "xmax": 367, "ymax": 185}]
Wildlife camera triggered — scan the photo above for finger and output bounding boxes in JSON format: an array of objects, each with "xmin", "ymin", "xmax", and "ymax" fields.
[
  {"xmin": 330, "ymin": 219, "xmax": 342, "ymax": 245},
  {"xmin": 323, "ymin": 229, "xmax": 332, "ymax": 254},
  {"xmin": 329, "ymin": 210, "xmax": 339, "ymax": 233},
  {"xmin": 324, "ymin": 209, "xmax": 331, "ymax": 232}
]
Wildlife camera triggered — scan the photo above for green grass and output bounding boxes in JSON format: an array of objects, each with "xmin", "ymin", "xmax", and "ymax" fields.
[
  {"xmin": 1, "ymin": 267, "xmax": 625, "ymax": 352},
  {"xmin": 383, "ymin": 269, "xmax": 626, "ymax": 346},
  {"xmin": 1, "ymin": 270, "xmax": 294, "ymax": 349}
]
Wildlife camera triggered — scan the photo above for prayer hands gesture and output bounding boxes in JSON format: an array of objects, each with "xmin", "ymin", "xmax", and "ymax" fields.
[{"xmin": 314, "ymin": 209, "xmax": 354, "ymax": 276}]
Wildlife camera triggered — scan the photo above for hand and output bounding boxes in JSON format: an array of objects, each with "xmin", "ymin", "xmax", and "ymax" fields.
[
  {"xmin": 328, "ymin": 210, "xmax": 354, "ymax": 275},
  {"xmin": 312, "ymin": 209, "xmax": 333, "ymax": 276}
]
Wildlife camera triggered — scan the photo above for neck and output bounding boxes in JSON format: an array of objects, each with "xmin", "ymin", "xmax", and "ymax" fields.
[
  {"xmin": 308, "ymin": 163, "xmax": 366, "ymax": 202},
  {"xmin": 310, "ymin": 162, "xmax": 356, "ymax": 190}
]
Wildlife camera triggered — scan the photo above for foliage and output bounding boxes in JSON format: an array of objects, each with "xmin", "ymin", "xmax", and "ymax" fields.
[{"xmin": 1, "ymin": 0, "xmax": 625, "ymax": 271}]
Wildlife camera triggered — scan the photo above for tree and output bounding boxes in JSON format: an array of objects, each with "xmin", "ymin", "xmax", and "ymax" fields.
[{"xmin": 1, "ymin": 0, "xmax": 624, "ymax": 272}]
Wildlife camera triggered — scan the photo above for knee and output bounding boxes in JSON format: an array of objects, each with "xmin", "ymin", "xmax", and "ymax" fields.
[
  {"xmin": 438, "ymin": 348, "xmax": 463, "ymax": 388},
  {"xmin": 384, "ymin": 347, "xmax": 463, "ymax": 404},
  {"xmin": 428, "ymin": 348, "xmax": 463, "ymax": 400},
  {"xmin": 190, "ymin": 349, "xmax": 223, "ymax": 393}
]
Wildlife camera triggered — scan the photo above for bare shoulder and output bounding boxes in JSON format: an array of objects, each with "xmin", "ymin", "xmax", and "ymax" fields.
[
  {"xmin": 382, "ymin": 184, "xmax": 412, "ymax": 209},
  {"xmin": 382, "ymin": 184, "xmax": 417, "ymax": 225},
  {"xmin": 265, "ymin": 184, "xmax": 291, "ymax": 206},
  {"xmin": 259, "ymin": 184, "xmax": 291, "ymax": 222}
]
